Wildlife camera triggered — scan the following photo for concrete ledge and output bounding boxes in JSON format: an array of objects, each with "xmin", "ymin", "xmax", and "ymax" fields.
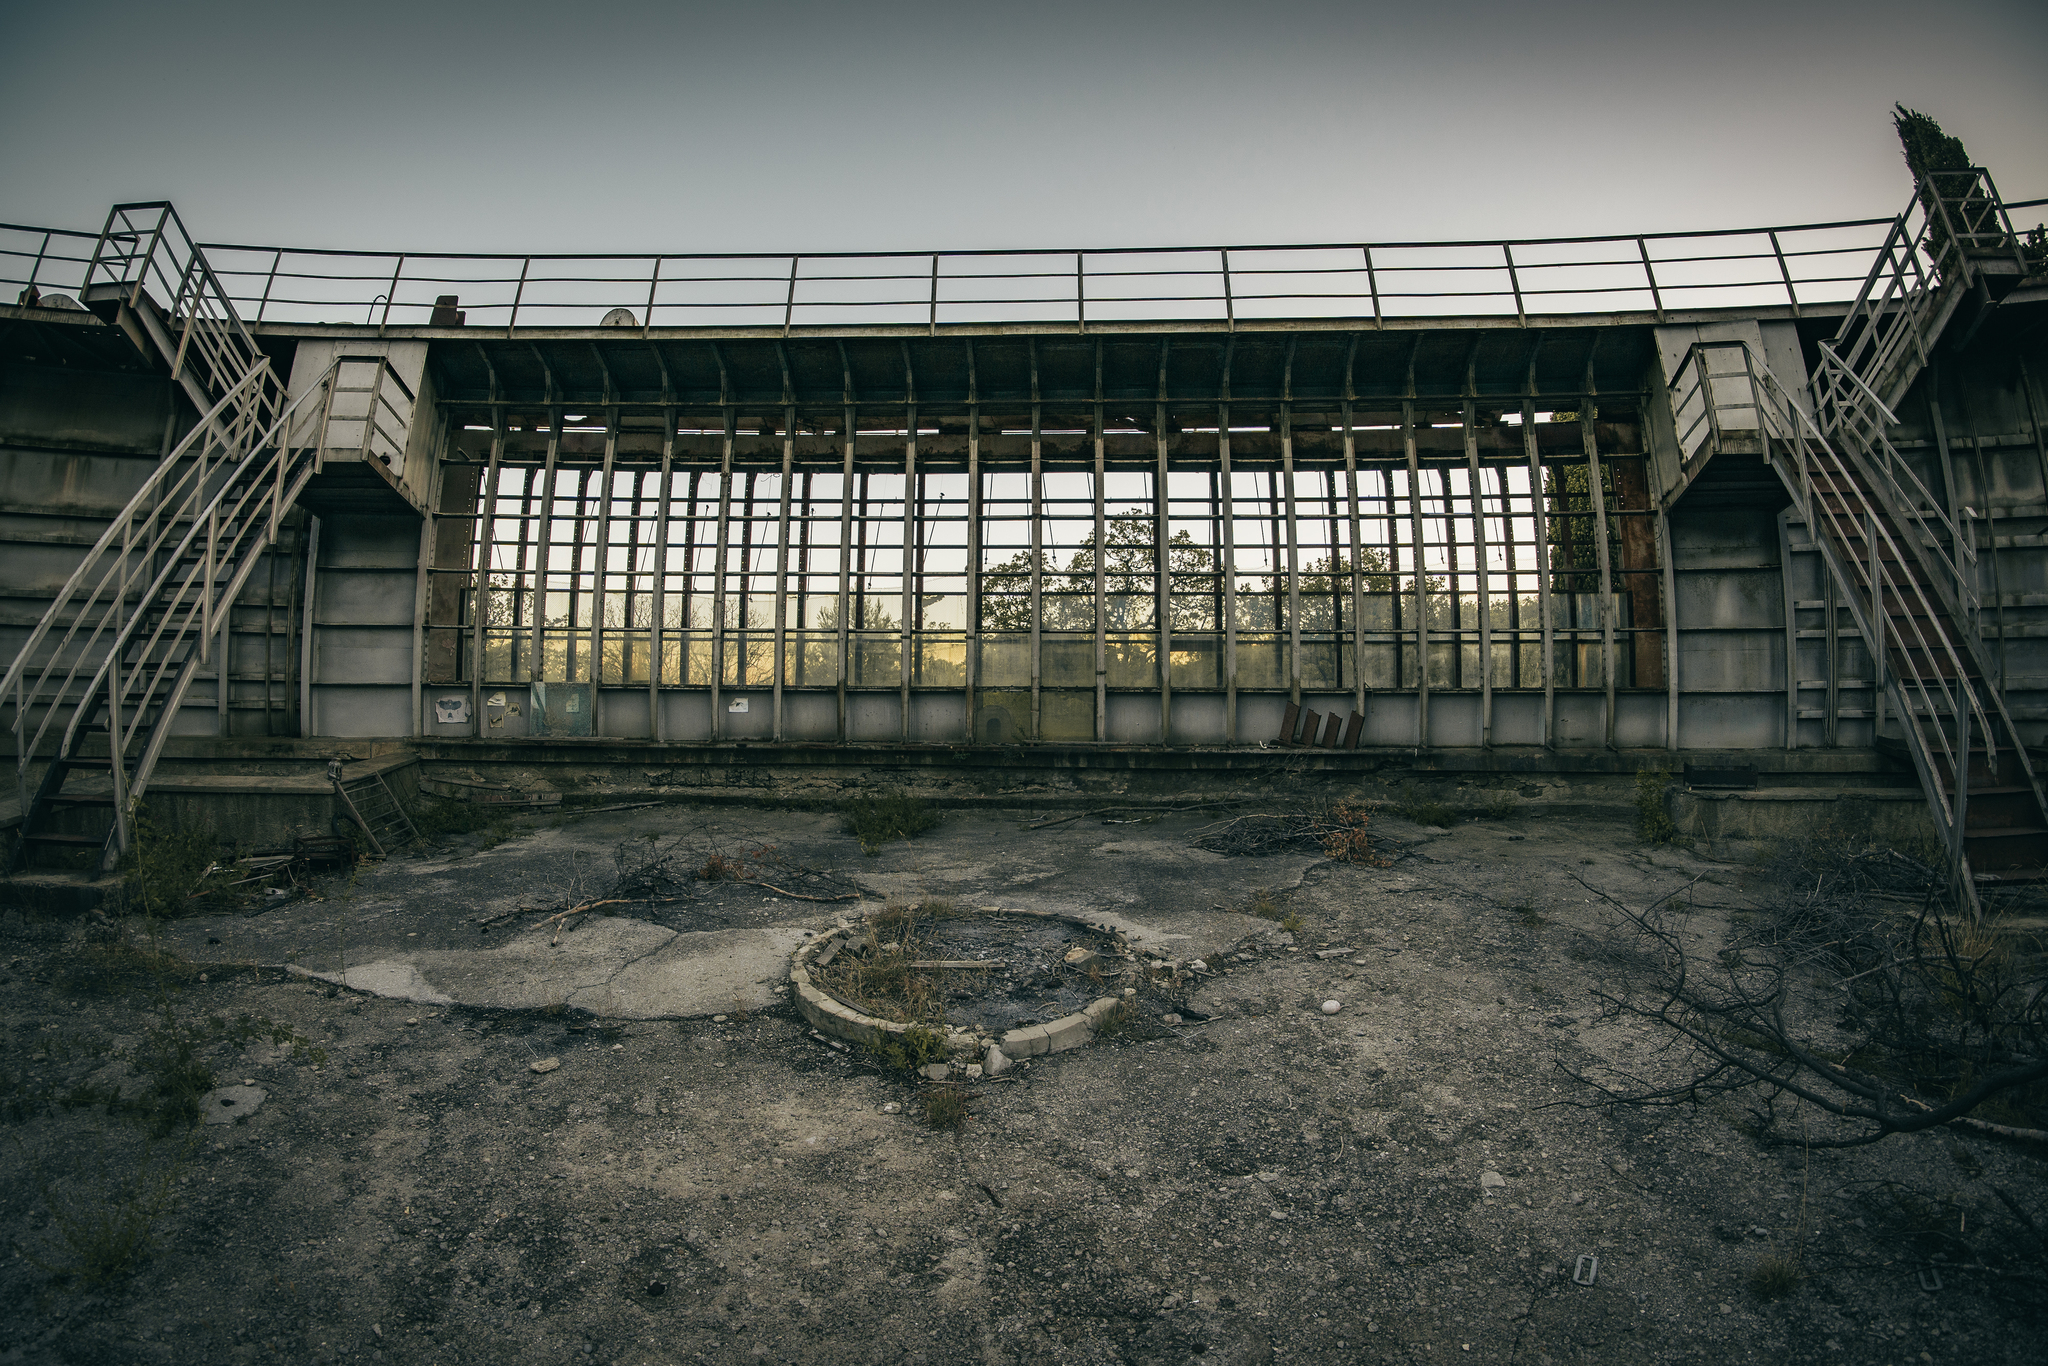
[
  {"xmin": 1669, "ymin": 785, "xmax": 1939, "ymax": 847},
  {"xmin": 793, "ymin": 909, "xmax": 1133, "ymax": 1068}
]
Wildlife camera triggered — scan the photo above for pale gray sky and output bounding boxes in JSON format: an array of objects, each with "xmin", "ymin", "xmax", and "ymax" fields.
[{"xmin": 4, "ymin": 0, "xmax": 2044, "ymax": 254}]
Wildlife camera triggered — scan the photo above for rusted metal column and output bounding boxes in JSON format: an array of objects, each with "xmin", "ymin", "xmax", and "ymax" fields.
[
  {"xmin": 836, "ymin": 406, "xmax": 855, "ymax": 742},
  {"xmin": 1282, "ymin": 403, "xmax": 1302, "ymax": 707},
  {"xmin": 1660, "ymin": 507, "xmax": 1679, "ymax": 751},
  {"xmin": 1092, "ymin": 403, "xmax": 1108, "ymax": 740},
  {"xmin": 1029, "ymin": 402, "xmax": 1043, "ymax": 742},
  {"xmin": 588, "ymin": 408, "xmax": 618, "ymax": 733},
  {"xmin": 1220, "ymin": 404, "xmax": 1238, "ymax": 744},
  {"xmin": 1524, "ymin": 401, "xmax": 1554, "ymax": 748},
  {"xmin": 650, "ymin": 421, "xmax": 674, "ymax": 742},
  {"xmin": 966, "ymin": 403, "xmax": 981, "ymax": 741},
  {"xmin": 773, "ymin": 405, "xmax": 793, "ymax": 741},
  {"xmin": 901, "ymin": 406, "xmax": 917, "ymax": 741},
  {"xmin": 1155, "ymin": 401, "xmax": 1173, "ymax": 746},
  {"xmin": 1343, "ymin": 401, "xmax": 1366, "ymax": 726},
  {"xmin": 1403, "ymin": 401, "xmax": 1428, "ymax": 749},
  {"xmin": 469, "ymin": 416, "xmax": 502, "ymax": 737},
  {"xmin": 1583, "ymin": 412, "xmax": 1617, "ymax": 749},
  {"xmin": 526, "ymin": 409, "xmax": 560, "ymax": 689},
  {"xmin": 1463, "ymin": 400, "xmax": 1491, "ymax": 747},
  {"xmin": 710, "ymin": 410, "xmax": 734, "ymax": 738}
]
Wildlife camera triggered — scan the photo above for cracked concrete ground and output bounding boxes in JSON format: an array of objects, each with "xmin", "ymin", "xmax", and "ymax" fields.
[{"xmin": 3, "ymin": 801, "xmax": 2044, "ymax": 1365}]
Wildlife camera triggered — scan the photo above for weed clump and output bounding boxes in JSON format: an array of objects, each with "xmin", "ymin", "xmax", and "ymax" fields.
[
  {"xmin": 116, "ymin": 804, "xmax": 225, "ymax": 917},
  {"xmin": 1747, "ymin": 1254, "xmax": 1802, "ymax": 1300},
  {"xmin": 1241, "ymin": 888, "xmax": 1305, "ymax": 934},
  {"xmin": 815, "ymin": 905, "xmax": 966, "ymax": 1024},
  {"xmin": 25, "ymin": 1139, "xmax": 185, "ymax": 1288},
  {"xmin": 921, "ymin": 1089, "xmax": 970, "ymax": 1131},
  {"xmin": 843, "ymin": 790, "xmax": 942, "ymax": 856},
  {"xmin": 1636, "ymin": 765, "xmax": 1676, "ymax": 843},
  {"xmin": 874, "ymin": 1025, "xmax": 947, "ymax": 1072}
]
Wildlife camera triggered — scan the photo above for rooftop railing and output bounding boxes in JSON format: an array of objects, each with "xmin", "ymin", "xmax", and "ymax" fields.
[{"xmin": 4, "ymin": 199, "xmax": 2042, "ymax": 334}]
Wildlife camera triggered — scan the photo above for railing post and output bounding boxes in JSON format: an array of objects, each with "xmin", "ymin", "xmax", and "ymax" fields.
[{"xmin": 1637, "ymin": 237, "xmax": 1665, "ymax": 321}]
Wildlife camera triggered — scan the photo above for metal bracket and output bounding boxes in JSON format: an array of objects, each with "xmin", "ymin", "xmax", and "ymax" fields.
[{"xmin": 1572, "ymin": 1254, "xmax": 1599, "ymax": 1287}]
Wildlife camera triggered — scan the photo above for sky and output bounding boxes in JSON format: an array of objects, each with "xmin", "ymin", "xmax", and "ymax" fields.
[{"xmin": 3, "ymin": 0, "xmax": 2045, "ymax": 257}]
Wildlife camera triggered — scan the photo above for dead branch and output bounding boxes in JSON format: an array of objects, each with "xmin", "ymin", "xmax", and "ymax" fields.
[{"xmin": 1557, "ymin": 842, "xmax": 2048, "ymax": 1148}]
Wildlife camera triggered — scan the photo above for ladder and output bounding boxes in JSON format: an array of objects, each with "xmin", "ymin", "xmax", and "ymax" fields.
[
  {"xmin": 1667, "ymin": 168, "xmax": 2044, "ymax": 898},
  {"xmin": 332, "ymin": 766, "xmax": 420, "ymax": 857},
  {"xmin": 0, "ymin": 204, "xmax": 336, "ymax": 875}
]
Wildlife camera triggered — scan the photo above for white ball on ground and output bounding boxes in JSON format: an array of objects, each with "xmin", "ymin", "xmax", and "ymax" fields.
[{"xmin": 1321, "ymin": 1000, "xmax": 1342, "ymax": 1015}]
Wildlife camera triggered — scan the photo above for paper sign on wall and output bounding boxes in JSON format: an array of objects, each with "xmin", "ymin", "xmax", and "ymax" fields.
[
  {"xmin": 434, "ymin": 696, "xmax": 470, "ymax": 724},
  {"xmin": 728, "ymin": 697, "xmax": 749, "ymax": 713}
]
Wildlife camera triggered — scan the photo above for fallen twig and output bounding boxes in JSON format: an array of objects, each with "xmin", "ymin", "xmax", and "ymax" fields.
[
  {"xmin": 1899, "ymin": 1092, "xmax": 2048, "ymax": 1143},
  {"xmin": 751, "ymin": 881, "xmax": 859, "ymax": 903}
]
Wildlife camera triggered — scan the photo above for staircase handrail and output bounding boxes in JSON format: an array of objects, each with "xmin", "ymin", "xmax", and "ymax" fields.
[
  {"xmin": 79, "ymin": 202, "xmax": 266, "ymax": 417},
  {"xmin": 1668, "ymin": 339, "xmax": 2010, "ymax": 833},
  {"xmin": 6, "ymin": 363, "xmax": 339, "ymax": 801},
  {"xmin": 1, "ymin": 361, "xmax": 271, "ymax": 718},
  {"xmin": 1814, "ymin": 167, "xmax": 2023, "ymax": 441}
]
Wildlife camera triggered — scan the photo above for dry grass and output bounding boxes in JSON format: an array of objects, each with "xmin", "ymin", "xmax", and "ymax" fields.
[
  {"xmin": 1747, "ymin": 1254, "xmax": 1802, "ymax": 1300},
  {"xmin": 921, "ymin": 1089, "xmax": 971, "ymax": 1131}
]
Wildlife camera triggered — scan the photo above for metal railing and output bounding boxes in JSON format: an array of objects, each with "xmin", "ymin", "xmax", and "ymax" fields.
[
  {"xmin": 1814, "ymin": 168, "xmax": 2032, "ymax": 441},
  {"xmin": 1670, "ymin": 338, "xmax": 2034, "ymax": 892},
  {"xmin": 6, "ymin": 200, "xmax": 2038, "ymax": 334},
  {"xmin": 0, "ymin": 360, "xmax": 349, "ymax": 865},
  {"xmin": 72, "ymin": 204, "xmax": 273, "ymax": 415}
]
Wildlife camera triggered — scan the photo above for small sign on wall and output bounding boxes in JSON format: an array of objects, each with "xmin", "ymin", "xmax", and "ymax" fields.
[
  {"xmin": 727, "ymin": 697, "xmax": 749, "ymax": 713},
  {"xmin": 434, "ymin": 696, "xmax": 470, "ymax": 725}
]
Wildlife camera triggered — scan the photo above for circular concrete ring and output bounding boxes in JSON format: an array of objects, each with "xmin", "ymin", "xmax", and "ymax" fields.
[{"xmin": 790, "ymin": 906, "xmax": 1132, "ymax": 1072}]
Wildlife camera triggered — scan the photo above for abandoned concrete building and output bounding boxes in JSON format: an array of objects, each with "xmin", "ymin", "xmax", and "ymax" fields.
[{"xmin": 2, "ymin": 162, "xmax": 2045, "ymax": 898}]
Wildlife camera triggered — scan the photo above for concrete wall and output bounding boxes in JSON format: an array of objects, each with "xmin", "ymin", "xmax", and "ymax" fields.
[{"xmin": 0, "ymin": 357, "xmax": 307, "ymax": 747}]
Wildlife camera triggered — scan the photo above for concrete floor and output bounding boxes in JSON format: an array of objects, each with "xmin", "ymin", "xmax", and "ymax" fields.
[{"xmin": 4, "ymin": 803, "xmax": 2043, "ymax": 1365}]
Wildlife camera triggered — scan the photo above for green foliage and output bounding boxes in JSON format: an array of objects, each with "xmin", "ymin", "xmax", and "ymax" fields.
[
  {"xmin": 1636, "ymin": 765, "xmax": 1676, "ymax": 844},
  {"xmin": 117, "ymin": 803, "xmax": 224, "ymax": 918},
  {"xmin": 1544, "ymin": 458, "xmax": 1621, "ymax": 595},
  {"xmin": 130, "ymin": 1005, "xmax": 325, "ymax": 1138},
  {"xmin": 23, "ymin": 1139, "xmax": 186, "ymax": 1288},
  {"xmin": 843, "ymin": 790, "xmax": 942, "ymax": 856},
  {"xmin": 873, "ymin": 1025, "xmax": 946, "ymax": 1072}
]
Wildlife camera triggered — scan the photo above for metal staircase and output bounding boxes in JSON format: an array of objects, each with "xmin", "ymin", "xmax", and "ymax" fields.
[
  {"xmin": 0, "ymin": 204, "xmax": 340, "ymax": 876},
  {"xmin": 1668, "ymin": 168, "xmax": 2044, "ymax": 901}
]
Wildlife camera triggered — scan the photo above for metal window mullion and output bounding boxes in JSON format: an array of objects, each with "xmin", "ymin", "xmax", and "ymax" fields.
[
  {"xmin": 1220, "ymin": 407, "xmax": 1237, "ymax": 744},
  {"xmin": 1660, "ymin": 508, "xmax": 1680, "ymax": 751},
  {"xmin": 966, "ymin": 406, "xmax": 981, "ymax": 741},
  {"xmin": 1343, "ymin": 402, "xmax": 1366, "ymax": 725},
  {"xmin": 1029, "ymin": 404, "xmax": 1043, "ymax": 742},
  {"xmin": 468, "ymin": 428, "xmax": 499, "ymax": 737},
  {"xmin": 1282, "ymin": 404, "xmax": 1302, "ymax": 706},
  {"xmin": 1465, "ymin": 400, "xmax": 1492, "ymax": 747},
  {"xmin": 1155, "ymin": 409, "xmax": 1172, "ymax": 745},
  {"xmin": 1403, "ymin": 401, "xmax": 1428, "ymax": 748},
  {"xmin": 711, "ymin": 410, "xmax": 734, "ymax": 738},
  {"xmin": 1585, "ymin": 411, "xmax": 1617, "ymax": 749},
  {"xmin": 1525, "ymin": 403, "xmax": 1554, "ymax": 747},
  {"xmin": 650, "ymin": 424, "xmax": 674, "ymax": 742},
  {"xmin": 901, "ymin": 408, "xmax": 917, "ymax": 740},
  {"xmin": 1779, "ymin": 511, "xmax": 1801, "ymax": 751},
  {"xmin": 836, "ymin": 407, "xmax": 855, "ymax": 742},
  {"xmin": 1094, "ymin": 403, "xmax": 1107, "ymax": 741},
  {"xmin": 411, "ymin": 511, "xmax": 433, "ymax": 738},
  {"xmin": 527, "ymin": 410, "xmax": 560, "ymax": 685},
  {"xmin": 589, "ymin": 410, "xmax": 618, "ymax": 727},
  {"xmin": 773, "ymin": 407, "xmax": 793, "ymax": 740}
]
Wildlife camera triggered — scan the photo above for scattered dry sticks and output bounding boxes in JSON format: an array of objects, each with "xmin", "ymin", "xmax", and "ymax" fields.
[{"xmin": 1189, "ymin": 803, "xmax": 1395, "ymax": 864}]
